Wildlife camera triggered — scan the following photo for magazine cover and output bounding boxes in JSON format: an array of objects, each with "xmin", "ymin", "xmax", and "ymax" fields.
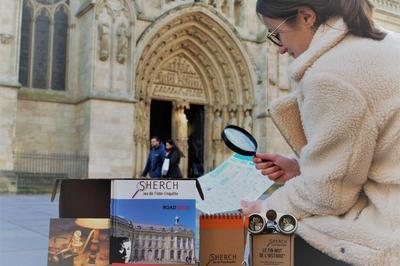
[
  {"xmin": 110, "ymin": 179, "xmax": 197, "ymax": 265},
  {"xmin": 47, "ymin": 218, "xmax": 110, "ymax": 266}
]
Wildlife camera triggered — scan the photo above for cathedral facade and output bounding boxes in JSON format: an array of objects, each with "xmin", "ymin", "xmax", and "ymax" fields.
[{"xmin": 0, "ymin": 0, "xmax": 399, "ymax": 191}]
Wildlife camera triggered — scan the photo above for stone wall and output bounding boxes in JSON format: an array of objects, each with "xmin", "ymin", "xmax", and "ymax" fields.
[
  {"xmin": 0, "ymin": 88, "xmax": 18, "ymax": 170},
  {"xmin": 15, "ymin": 100, "xmax": 78, "ymax": 154},
  {"xmin": 85, "ymin": 100, "xmax": 134, "ymax": 178},
  {"xmin": 0, "ymin": 0, "xmax": 20, "ymax": 173}
]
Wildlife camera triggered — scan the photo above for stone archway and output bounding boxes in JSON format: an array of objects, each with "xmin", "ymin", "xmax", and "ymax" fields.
[{"xmin": 133, "ymin": 4, "xmax": 256, "ymax": 177}]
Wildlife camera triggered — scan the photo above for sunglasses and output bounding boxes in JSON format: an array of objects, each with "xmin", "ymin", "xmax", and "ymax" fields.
[{"xmin": 266, "ymin": 15, "xmax": 297, "ymax": 47}]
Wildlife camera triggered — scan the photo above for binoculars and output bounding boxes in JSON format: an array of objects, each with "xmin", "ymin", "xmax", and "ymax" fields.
[{"xmin": 248, "ymin": 209, "xmax": 298, "ymax": 235}]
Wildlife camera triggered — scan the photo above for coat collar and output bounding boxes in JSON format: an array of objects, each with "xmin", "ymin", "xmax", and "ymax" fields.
[{"xmin": 288, "ymin": 17, "xmax": 349, "ymax": 82}]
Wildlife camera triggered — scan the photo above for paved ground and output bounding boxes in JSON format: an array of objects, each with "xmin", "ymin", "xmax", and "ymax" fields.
[{"xmin": 0, "ymin": 194, "xmax": 59, "ymax": 266}]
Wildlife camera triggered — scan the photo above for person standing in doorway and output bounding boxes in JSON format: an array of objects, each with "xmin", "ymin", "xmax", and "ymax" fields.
[
  {"xmin": 164, "ymin": 139, "xmax": 184, "ymax": 178},
  {"xmin": 141, "ymin": 136, "xmax": 166, "ymax": 178}
]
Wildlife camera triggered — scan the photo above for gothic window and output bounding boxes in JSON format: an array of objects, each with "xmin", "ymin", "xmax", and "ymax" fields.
[
  {"xmin": 32, "ymin": 9, "xmax": 50, "ymax": 89},
  {"xmin": 51, "ymin": 6, "xmax": 68, "ymax": 90},
  {"xmin": 19, "ymin": 0, "xmax": 70, "ymax": 90},
  {"xmin": 19, "ymin": 0, "xmax": 33, "ymax": 87}
]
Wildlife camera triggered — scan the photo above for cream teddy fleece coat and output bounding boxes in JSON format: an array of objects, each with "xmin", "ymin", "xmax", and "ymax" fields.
[{"xmin": 264, "ymin": 17, "xmax": 400, "ymax": 265}]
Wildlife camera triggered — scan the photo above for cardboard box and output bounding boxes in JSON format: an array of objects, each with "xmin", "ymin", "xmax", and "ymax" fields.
[
  {"xmin": 250, "ymin": 234, "xmax": 294, "ymax": 266},
  {"xmin": 52, "ymin": 178, "xmax": 204, "ymax": 218}
]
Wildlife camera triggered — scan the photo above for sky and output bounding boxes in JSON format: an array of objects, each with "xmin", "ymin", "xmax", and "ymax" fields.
[{"xmin": 112, "ymin": 199, "xmax": 196, "ymax": 232}]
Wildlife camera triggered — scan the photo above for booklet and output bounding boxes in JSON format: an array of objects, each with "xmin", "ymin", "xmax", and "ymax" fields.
[
  {"xmin": 48, "ymin": 218, "xmax": 110, "ymax": 266},
  {"xmin": 200, "ymin": 214, "xmax": 248, "ymax": 266},
  {"xmin": 110, "ymin": 179, "xmax": 197, "ymax": 265},
  {"xmin": 196, "ymin": 154, "xmax": 274, "ymax": 214}
]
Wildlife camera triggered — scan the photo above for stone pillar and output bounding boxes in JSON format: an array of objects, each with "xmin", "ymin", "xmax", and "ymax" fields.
[
  {"xmin": 173, "ymin": 237, "xmax": 178, "ymax": 260},
  {"xmin": 222, "ymin": 105, "xmax": 231, "ymax": 160},
  {"xmin": 133, "ymin": 99, "xmax": 150, "ymax": 177},
  {"xmin": 228, "ymin": 0, "xmax": 235, "ymax": 22},
  {"xmin": 215, "ymin": 0, "xmax": 223, "ymax": 11},
  {"xmin": 75, "ymin": 2, "xmax": 135, "ymax": 178},
  {"xmin": 0, "ymin": 0, "xmax": 21, "ymax": 192},
  {"xmin": 235, "ymin": 0, "xmax": 247, "ymax": 28},
  {"xmin": 0, "ymin": 88, "xmax": 17, "ymax": 171},
  {"xmin": 78, "ymin": 99, "xmax": 135, "ymax": 178},
  {"xmin": 211, "ymin": 108, "xmax": 224, "ymax": 167},
  {"xmin": 172, "ymin": 101, "xmax": 189, "ymax": 177}
]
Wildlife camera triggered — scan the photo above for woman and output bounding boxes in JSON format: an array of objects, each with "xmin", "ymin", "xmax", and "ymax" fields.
[
  {"xmin": 241, "ymin": 0, "xmax": 400, "ymax": 265},
  {"xmin": 164, "ymin": 139, "xmax": 184, "ymax": 178}
]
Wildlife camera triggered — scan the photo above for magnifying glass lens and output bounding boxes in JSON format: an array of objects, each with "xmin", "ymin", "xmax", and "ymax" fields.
[{"xmin": 223, "ymin": 127, "xmax": 256, "ymax": 154}]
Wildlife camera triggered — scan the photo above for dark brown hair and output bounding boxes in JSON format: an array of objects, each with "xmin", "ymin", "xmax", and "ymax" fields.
[
  {"xmin": 150, "ymin": 136, "xmax": 161, "ymax": 142},
  {"xmin": 256, "ymin": 0, "xmax": 386, "ymax": 40},
  {"xmin": 166, "ymin": 139, "xmax": 185, "ymax": 157}
]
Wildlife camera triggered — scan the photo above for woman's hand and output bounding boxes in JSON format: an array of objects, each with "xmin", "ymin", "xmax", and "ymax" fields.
[
  {"xmin": 240, "ymin": 200, "xmax": 263, "ymax": 215},
  {"xmin": 253, "ymin": 153, "xmax": 300, "ymax": 183}
]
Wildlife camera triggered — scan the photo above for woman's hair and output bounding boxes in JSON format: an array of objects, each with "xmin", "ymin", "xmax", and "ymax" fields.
[
  {"xmin": 166, "ymin": 139, "xmax": 185, "ymax": 157},
  {"xmin": 256, "ymin": 0, "xmax": 386, "ymax": 40}
]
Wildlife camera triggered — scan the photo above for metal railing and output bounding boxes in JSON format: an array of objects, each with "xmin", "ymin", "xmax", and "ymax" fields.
[
  {"xmin": 14, "ymin": 152, "xmax": 89, "ymax": 178},
  {"xmin": 12, "ymin": 152, "xmax": 89, "ymax": 193}
]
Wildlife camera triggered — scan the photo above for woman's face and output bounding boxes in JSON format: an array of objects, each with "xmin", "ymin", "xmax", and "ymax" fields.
[
  {"xmin": 166, "ymin": 143, "xmax": 172, "ymax": 149},
  {"xmin": 262, "ymin": 8, "xmax": 316, "ymax": 58}
]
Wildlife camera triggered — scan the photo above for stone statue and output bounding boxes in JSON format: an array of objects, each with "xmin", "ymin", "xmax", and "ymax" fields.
[
  {"xmin": 212, "ymin": 110, "xmax": 223, "ymax": 141},
  {"xmin": 98, "ymin": 23, "xmax": 110, "ymax": 61},
  {"xmin": 228, "ymin": 109, "xmax": 238, "ymax": 126},
  {"xmin": 116, "ymin": 24, "xmax": 130, "ymax": 64},
  {"xmin": 134, "ymin": 102, "xmax": 144, "ymax": 141},
  {"xmin": 243, "ymin": 109, "xmax": 253, "ymax": 133},
  {"xmin": 176, "ymin": 106, "xmax": 188, "ymax": 140}
]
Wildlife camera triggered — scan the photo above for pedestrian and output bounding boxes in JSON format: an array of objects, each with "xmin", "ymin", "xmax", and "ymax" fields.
[
  {"xmin": 141, "ymin": 136, "xmax": 166, "ymax": 178},
  {"xmin": 163, "ymin": 139, "xmax": 184, "ymax": 178},
  {"xmin": 241, "ymin": 1, "xmax": 400, "ymax": 265}
]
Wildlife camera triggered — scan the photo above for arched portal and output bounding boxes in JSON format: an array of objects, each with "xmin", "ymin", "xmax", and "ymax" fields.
[{"xmin": 133, "ymin": 4, "xmax": 257, "ymax": 177}]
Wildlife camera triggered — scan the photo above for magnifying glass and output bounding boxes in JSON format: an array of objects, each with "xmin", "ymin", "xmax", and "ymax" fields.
[
  {"xmin": 221, "ymin": 125, "xmax": 258, "ymax": 156},
  {"xmin": 131, "ymin": 183, "xmax": 145, "ymax": 199}
]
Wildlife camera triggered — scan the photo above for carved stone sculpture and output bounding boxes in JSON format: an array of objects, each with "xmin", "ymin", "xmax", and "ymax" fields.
[
  {"xmin": 0, "ymin": 33, "xmax": 14, "ymax": 45},
  {"xmin": 116, "ymin": 24, "xmax": 130, "ymax": 64},
  {"xmin": 212, "ymin": 110, "xmax": 223, "ymax": 141},
  {"xmin": 98, "ymin": 23, "xmax": 110, "ymax": 61},
  {"xmin": 228, "ymin": 109, "xmax": 238, "ymax": 126},
  {"xmin": 243, "ymin": 109, "xmax": 253, "ymax": 133},
  {"xmin": 176, "ymin": 106, "xmax": 188, "ymax": 140}
]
